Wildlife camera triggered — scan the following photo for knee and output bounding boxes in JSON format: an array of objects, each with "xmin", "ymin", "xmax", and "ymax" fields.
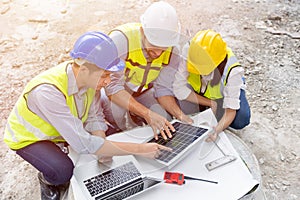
[
  {"xmin": 230, "ymin": 109, "xmax": 251, "ymax": 130},
  {"xmin": 48, "ymin": 157, "xmax": 74, "ymax": 185},
  {"xmin": 57, "ymin": 158, "xmax": 74, "ymax": 184}
]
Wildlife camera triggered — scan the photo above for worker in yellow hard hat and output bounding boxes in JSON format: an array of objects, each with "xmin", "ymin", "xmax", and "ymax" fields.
[
  {"xmin": 161, "ymin": 29, "xmax": 251, "ymax": 141},
  {"xmin": 101, "ymin": 1, "xmax": 182, "ymax": 140}
]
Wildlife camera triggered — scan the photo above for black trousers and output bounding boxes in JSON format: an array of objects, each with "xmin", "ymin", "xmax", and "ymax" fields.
[{"xmin": 16, "ymin": 140, "xmax": 74, "ymax": 185}]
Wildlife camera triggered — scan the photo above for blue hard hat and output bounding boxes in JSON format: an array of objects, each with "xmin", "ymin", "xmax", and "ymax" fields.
[{"xmin": 70, "ymin": 31, "xmax": 124, "ymax": 72}]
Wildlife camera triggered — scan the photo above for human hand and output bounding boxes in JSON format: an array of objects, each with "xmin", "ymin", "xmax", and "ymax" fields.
[
  {"xmin": 98, "ymin": 155, "xmax": 113, "ymax": 163},
  {"xmin": 177, "ymin": 114, "xmax": 193, "ymax": 124},
  {"xmin": 138, "ymin": 143, "xmax": 172, "ymax": 159},
  {"xmin": 205, "ymin": 127, "xmax": 219, "ymax": 142},
  {"xmin": 145, "ymin": 111, "xmax": 175, "ymax": 140}
]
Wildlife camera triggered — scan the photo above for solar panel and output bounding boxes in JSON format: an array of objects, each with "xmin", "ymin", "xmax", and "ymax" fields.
[{"xmin": 148, "ymin": 121, "xmax": 208, "ymax": 164}]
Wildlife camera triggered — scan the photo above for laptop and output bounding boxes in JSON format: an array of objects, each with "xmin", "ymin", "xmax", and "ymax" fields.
[
  {"xmin": 73, "ymin": 157, "xmax": 162, "ymax": 200},
  {"xmin": 143, "ymin": 120, "xmax": 210, "ymax": 169}
]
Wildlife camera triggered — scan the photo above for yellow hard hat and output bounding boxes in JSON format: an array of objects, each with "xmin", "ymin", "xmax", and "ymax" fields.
[{"xmin": 187, "ymin": 30, "xmax": 227, "ymax": 75}]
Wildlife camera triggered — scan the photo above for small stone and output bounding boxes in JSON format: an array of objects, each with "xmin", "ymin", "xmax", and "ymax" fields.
[
  {"xmin": 268, "ymin": 15, "xmax": 281, "ymax": 21},
  {"xmin": 259, "ymin": 158, "xmax": 264, "ymax": 165},
  {"xmin": 12, "ymin": 63, "xmax": 21, "ymax": 68},
  {"xmin": 243, "ymin": 25, "xmax": 250, "ymax": 30},
  {"xmin": 274, "ymin": 182, "xmax": 280, "ymax": 189},
  {"xmin": 32, "ymin": 34, "xmax": 39, "ymax": 40},
  {"xmin": 282, "ymin": 186, "xmax": 287, "ymax": 191},
  {"xmin": 245, "ymin": 56, "xmax": 255, "ymax": 64},
  {"xmin": 280, "ymin": 153, "xmax": 285, "ymax": 161},
  {"xmin": 251, "ymin": 69, "xmax": 260, "ymax": 75},
  {"xmin": 60, "ymin": 8, "xmax": 67, "ymax": 14},
  {"xmin": 1, "ymin": 4, "xmax": 10, "ymax": 14},
  {"xmin": 272, "ymin": 105, "xmax": 279, "ymax": 111},
  {"xmin": 255, "ymin": 21, "xmax": 267, "ymax": 29},
  {"xmin": 28, "ymin": 17, "xmax": 48, "ymax": 23},
  {"xmin": 282, "ymin": 180, "xmax": 290, "ymax": 186},
  {"xmin": 64, "ymin": 47, "xmax": 71, "ymax": 53},
  {"xmin": 262, "ymin": 102, "xmax": 268, "ymax": 108},
  {"xmin": 291, "ymin": 151, "xmax": 297, "ymax": 156}
]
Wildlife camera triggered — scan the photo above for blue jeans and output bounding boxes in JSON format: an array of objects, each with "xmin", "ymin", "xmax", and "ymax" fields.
[
  {"xmin": 229, "ymin": 89, "xmax": 251, "ymax": 129},
  {"xmin": 16, "ymin": 141, "xmax": 74, "ymax": 185},
  {"xmin": 215, "ymin": 89, "xmax": 251, "ymax": 129}
]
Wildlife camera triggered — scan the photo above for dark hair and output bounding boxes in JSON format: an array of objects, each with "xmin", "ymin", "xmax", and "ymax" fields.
[{"xmin": 210, "ymin": 55, "xmax": 227, "ymax": 86}]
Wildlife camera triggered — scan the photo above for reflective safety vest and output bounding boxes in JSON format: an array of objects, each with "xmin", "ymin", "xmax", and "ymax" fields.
[
  {"xmin": 188, "ymin": 48, "xmax": 241, "ymax": 100},
  {"xmin": 4, "ymin": 61, "xmax": 95, "ymax": 150},
  {"xmin": 111, "ymin": 23, "xmax": 173, "ymax": 94}
]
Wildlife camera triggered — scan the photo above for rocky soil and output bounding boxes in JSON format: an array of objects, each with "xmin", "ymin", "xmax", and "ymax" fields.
[{"xmin": 0, "ymin": 0, "xmax": 299, "ymax": 199}]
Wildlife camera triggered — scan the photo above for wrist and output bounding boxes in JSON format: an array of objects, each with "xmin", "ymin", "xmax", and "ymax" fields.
[
  {"xmin": 140, "ymin": 109, "xmax": 151, "ymax": 122},
  {"xmin": 134, "ymin": 143, "xmax": 143, "ymax": 155}
]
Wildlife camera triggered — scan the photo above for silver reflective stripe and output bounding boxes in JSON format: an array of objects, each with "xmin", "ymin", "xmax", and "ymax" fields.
[
  {"xmin": 14, "ymin": 108, "xmax": 58, "ymax": 140},
  {"xmin": 227, "ymin": 55, "xmax": 239, "ymax": 66},
  {"xmin": 6, "ymin": 123, "xmax": 19, "ymax": 142}
]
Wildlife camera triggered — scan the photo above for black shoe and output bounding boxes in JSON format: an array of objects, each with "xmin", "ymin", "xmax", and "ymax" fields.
[
  {"xmin": 58, "ymin": 181, "xmax": 70, "ymax": 199},
  {"xmin": 38, "ymin": 173, "xmax": 60, "ymax": 200}
]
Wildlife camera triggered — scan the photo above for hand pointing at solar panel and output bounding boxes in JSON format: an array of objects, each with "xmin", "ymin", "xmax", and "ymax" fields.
[{"xmin": 95, "ymin": 140, "xmax": 172, "ymax": 159}]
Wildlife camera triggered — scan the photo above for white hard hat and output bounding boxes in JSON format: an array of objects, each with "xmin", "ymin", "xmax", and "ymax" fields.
[{"xmin": 140, "ymin": 1, "xmax": 181, "ymax": 47}]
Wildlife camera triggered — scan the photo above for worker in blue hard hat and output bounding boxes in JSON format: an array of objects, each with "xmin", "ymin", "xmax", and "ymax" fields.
[
  {"xmin": 3, "ymin": 31, "xmax": 172, "ymax": 200},
  {"xmin": 102, "ymin": 1, "xmax": 182, "ymax": 140}
]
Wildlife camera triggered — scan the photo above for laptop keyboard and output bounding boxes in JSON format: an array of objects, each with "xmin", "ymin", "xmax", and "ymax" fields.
[
  {"xmin": 148, "ymin": 121, "xmax": 208, "ymax": 163},
  {"xmin": 83, "ymin": 161, "xmax": 141, "ymax": 197}
]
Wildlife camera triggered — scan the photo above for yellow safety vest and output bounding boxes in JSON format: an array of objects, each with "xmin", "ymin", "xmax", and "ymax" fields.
[
  {"xmin": 4, "ymin": 61, "xmax": 95, "ymax": 150},
  {"xmin": 188, "ymin": 48, "xmax": 241, "ymax": 100},
  {"xmin": 111, "ymin": 23, "xmax": 173, "ymax": 93}
]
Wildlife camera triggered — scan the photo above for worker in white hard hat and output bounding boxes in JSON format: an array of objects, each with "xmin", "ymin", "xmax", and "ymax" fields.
[
  {"xmin": 160, "ymin": 29, "xmax": 251, "ymax": 141},
  {"xmin": 102, "ymin": 1, "xmax": 183, "ymax": 140}
]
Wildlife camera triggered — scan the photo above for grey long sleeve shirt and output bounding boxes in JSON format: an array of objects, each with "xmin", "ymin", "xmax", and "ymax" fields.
[{"xmin": 26, "ymin": 64, "xmax": 107, "ymax": 154}]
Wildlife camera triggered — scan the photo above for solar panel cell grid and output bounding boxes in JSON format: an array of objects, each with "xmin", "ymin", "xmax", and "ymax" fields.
[{"xmin": 148, "ymin": 122, "xmax": 208, "ymax": 163}]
